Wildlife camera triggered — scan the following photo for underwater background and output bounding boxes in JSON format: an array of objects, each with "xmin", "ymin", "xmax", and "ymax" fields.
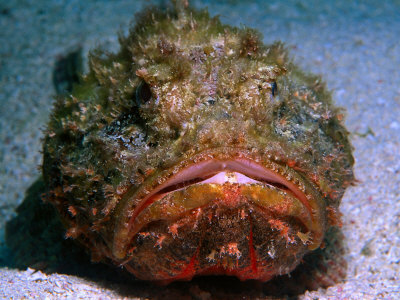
[{"xmin": 1, "ymin": 0, "xmax": 399, "ymax": 298}]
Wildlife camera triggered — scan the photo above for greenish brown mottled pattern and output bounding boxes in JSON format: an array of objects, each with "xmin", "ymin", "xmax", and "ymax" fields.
[{"xmin": 42, "ymin": 3, "xmax": 353, "ymax": 283}]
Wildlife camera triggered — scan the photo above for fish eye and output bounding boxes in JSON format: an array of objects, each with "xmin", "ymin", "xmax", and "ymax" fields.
[
  {"xmin": 271, "ymin": 81, "xmax": 278, "ymax": 97},
  {"xmin": 136, "ymin": 81, "xmax": 152, "ymax": 105}
]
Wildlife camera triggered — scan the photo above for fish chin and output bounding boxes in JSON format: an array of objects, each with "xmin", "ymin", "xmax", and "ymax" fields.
[{"xmin": 114, "ymin": 156, "xmax": 326, "ymax": 282}]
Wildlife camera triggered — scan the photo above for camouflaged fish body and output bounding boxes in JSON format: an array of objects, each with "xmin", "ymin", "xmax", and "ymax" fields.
[{"xmin": 43, "ymin": 3, "xmax": 354, "ymax": 283}]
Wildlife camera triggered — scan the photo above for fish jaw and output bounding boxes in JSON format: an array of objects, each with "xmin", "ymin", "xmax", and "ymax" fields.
[{"xmin": 112, "ymin": 152, "xmax": 327, "ymax": 282}]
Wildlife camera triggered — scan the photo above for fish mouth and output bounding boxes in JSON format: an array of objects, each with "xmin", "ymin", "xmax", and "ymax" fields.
[
  {"xmin": 129, "ymin": 158, "xmax": 313, "ymax": 231},
  {"xmin": 112, "ymin": 149, "xmax": 326, "ymax": 281},
  {"xmin": 110, "ymin": 149, "xmax": 327, "ymax": 283}
]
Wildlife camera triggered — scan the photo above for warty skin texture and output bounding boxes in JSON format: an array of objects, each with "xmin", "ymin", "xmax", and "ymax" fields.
[{"xmin": 42, "ymin": 3, "xmax": 354, "ymax": 284}]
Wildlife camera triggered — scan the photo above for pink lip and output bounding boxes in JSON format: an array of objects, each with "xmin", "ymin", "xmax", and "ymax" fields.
[{"xmin": 128, "ymin": 158, "xmax": 312, "ymax": 232}]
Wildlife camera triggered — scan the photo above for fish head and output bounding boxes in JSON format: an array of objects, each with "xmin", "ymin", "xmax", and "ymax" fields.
[{"xmin": 43, "ymin": 5, "xmax": 354, "ymax": 283}]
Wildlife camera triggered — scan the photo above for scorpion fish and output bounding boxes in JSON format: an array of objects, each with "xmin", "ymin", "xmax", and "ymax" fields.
[{"xmin": 42, "ymin": 1, "xmax": 354, "ymax": 284}]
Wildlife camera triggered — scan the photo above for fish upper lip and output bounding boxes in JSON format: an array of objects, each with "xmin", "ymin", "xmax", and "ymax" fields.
[{"xmin": 112, "ymin": 149, "xmax": 326, "ymax": 260}]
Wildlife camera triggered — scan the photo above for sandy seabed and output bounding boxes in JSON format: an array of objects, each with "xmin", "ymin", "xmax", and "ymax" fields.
[{"xmin": 1, "ymin": 0, "xmax": 399, "ymax": 299}]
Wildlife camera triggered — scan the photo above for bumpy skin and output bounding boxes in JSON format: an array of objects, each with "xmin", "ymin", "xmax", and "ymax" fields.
[{"xmin": 43, "ymin": 3, "xmax": 354, "ymax": 283}]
